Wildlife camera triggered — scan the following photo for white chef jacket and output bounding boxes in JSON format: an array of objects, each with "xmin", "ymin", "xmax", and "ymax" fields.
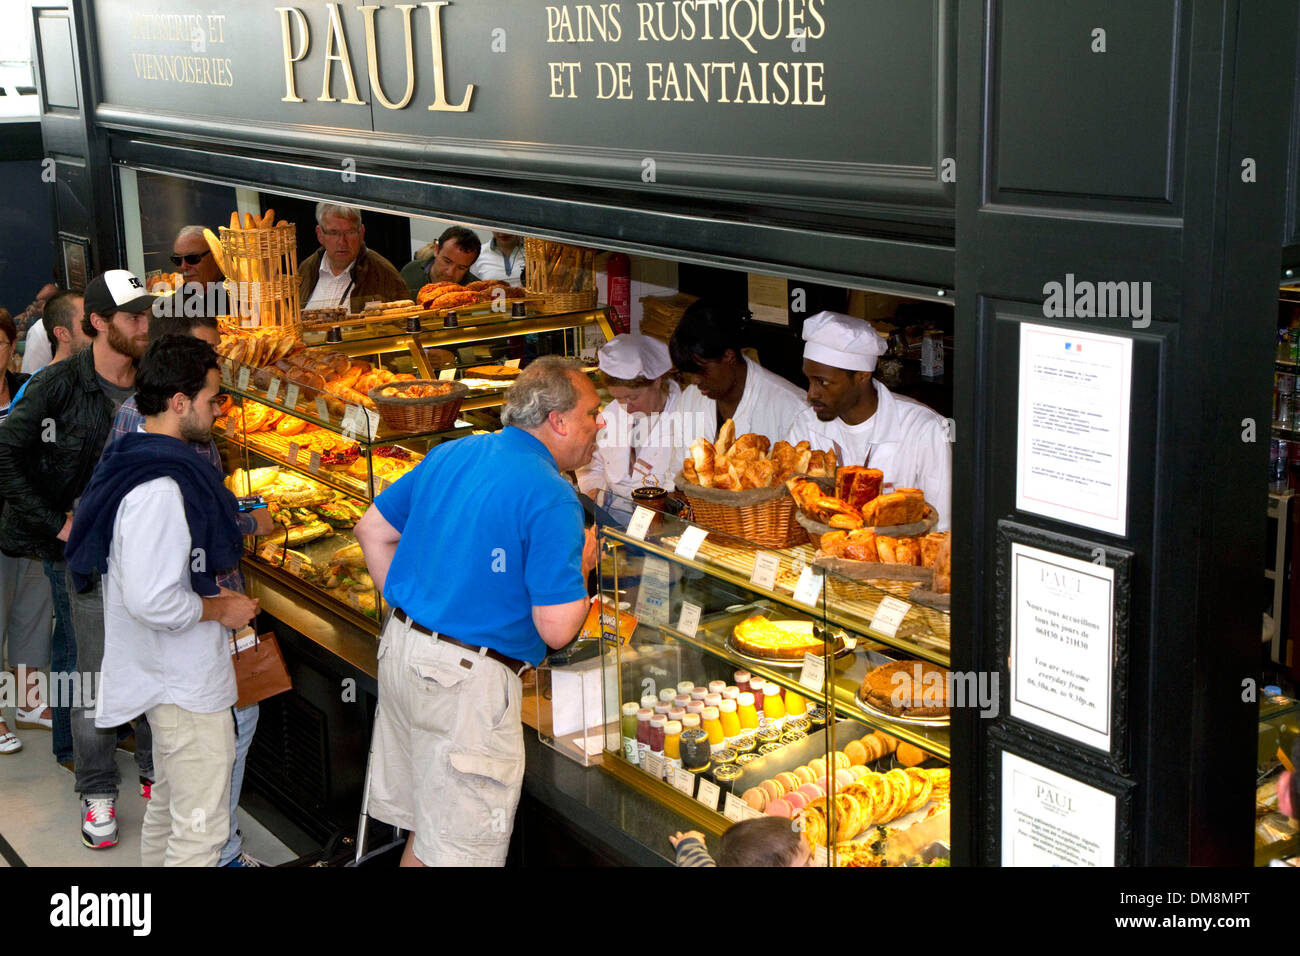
[
  {"xmin": 786, "ymin": 379, "xmax": 952, "ymax": 531},
  {"xmin": 676, "ymin": 356, "xmax": 809, "ymax": 446},
  {"xmin": 577, "ymin": 380, "xmax": 707, "ymax": 522},
  {"xmin": 95, "ymin": 477, "xmax": 237, "ymax": 727}
]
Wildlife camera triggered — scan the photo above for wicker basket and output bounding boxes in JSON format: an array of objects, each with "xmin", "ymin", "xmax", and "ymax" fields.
[
  {"xmin": 367, "ymin": 381, "xmax": 467, "ymax": 434},
  {"xmin": 675, "ymin": 473, "xmax": 808, "ymax": 549},
  {"xmin": 536, "ymin": 289, "xmax": 598, "ymax": 312},
  {"xmin": 525, "ymin": 238, "xmax": 597, "ymax": 313},
  {"xmin": 220, "ymin": 222, "xmax": 299, "ymax": 328}
]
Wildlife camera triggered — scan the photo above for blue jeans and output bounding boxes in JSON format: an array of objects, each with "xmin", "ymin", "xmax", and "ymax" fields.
[
  {"xmin": 43, "ymin": 560, "xmax": 75, "ymax": 764},
  {"xmin": 219, "ymin": 702, "xmax": 259, "ymax": 866}
]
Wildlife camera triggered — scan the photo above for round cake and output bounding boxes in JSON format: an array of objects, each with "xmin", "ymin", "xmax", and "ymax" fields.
[
  {"xmin": 467, "ymin": 364, "xmax": 521, "ymax": 381},
  {"xmin": 859, "ymin": 660, "xmax": 950, "ymax": 717},
  {"xmin": 731, "ymin": 615, "xmax": 840, "ymax": 661}
]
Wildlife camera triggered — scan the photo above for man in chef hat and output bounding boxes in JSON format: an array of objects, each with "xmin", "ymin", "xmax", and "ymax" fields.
[
  {"xmin": 577, "ymin": 333, "xmax": 703, "ymax": 524},
  {"xmin": 787, "ymin": 312, "xmax": 951, "ymax": 532}
]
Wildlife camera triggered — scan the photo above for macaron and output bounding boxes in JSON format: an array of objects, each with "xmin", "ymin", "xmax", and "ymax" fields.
[
  {"xmin": 794, "ymin": 765, "xmax": 816, "ymax": 785},
  {"xmin": 798, "ymin": 783, "xmax": 825, "ymax": 802},
  {"xmin": 742, "ymin": 787, "xmax": 767, "ymax": 811},
  {"xmin": 808, "ymin": 757, "xmax": 828, "ymax": 778},
  {"xmin": 847, "ymin": 765, "xmax": 871, "ymax": 780},
  {"xmin": 835, "ymin": 767, "xmax": 856, "ymax": 789},
  {"xmin": 766, "ymin": 798, "xmax": 794, "ymax": 818},
  {"xmin": 784, "ymin": 792, "xmax": 808, "ymax": 811},
  {"xmin": 775, "ymin": 771, "xmax": 800, "ymax": 793},
  {"xmin": 816, "ymin": 776, "xmax": 833, "ymax": 795},
  {"xmin": 760, "ymin": 778, "xmax": 785, "ymax": 802},
  {"xmin": 830, "ymin": 751, "xmax": 851, "ymax": 772},
  {"xmin": 844, "ymin": 739, "xmax": 869, "ymax": 766}
]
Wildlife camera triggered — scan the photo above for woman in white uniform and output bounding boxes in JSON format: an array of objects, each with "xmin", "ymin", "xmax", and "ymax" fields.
[
  {"xmin": 577, "ymin": 334, "xmax": 695, "ymax": 524},
  {"xmin": 786, "ymin": 311, "xmax": 952, "ymax": 532},
  {"xmin": 669, "ymin": 300, "xmax": 808, "ymax": 446}
]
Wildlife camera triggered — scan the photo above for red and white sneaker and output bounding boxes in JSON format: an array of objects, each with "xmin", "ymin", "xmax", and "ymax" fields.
[
  {"xmin": 81, "ymin": 796, "xmax": 118, "ymax": 849},
  {"xmin": 139, "ymin": 776, "xmax": 153, "ymax": 799}
]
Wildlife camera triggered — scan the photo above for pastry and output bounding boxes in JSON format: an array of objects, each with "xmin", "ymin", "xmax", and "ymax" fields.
[
  {"xmin": 794, "ymin": 765, "xmax": 816, "ymax": 785},
  {"xmin": 765, "ymin": 798, "xmax": 793, "ymax": 819},
  {"xmin": 860, "ymin": 660, "xmax": 951, "ymax": 717},
  {"xmin": 896, "ymin": 742, "xmax": 930, "ymax": 767},
  {"xmin": 920, "ymin": 532, "xmax": 949, "ymax": 568},
  {"xmin": 731, "ymin": 615, "xmax": 836, "ymax": 660},
  {"xmin": 741, "ymin": 787, "xmax": 767, "ymax": 811},
  {"xmin": 844, "ymin": 739, "xmax": 869, "ymax": 766},
  {"xmin": 467, "ymin": 364, "xmax": 521, "ymax": 381},
  {"xmin": 836, "ymin": 466, "xmax": 884, "ymax": 509}
]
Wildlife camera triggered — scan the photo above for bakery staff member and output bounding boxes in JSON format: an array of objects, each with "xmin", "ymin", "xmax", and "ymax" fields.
[
  {"xmin": 670, "ymin": 300, "xmax": 808, "ymax": 444},
  {"xmin": 788, "ymin": 311, "xmax": 952, "ymax": 531},
  {"xmin": 577, "ymin": 333, "xmax": 689, "ymax": 523}
]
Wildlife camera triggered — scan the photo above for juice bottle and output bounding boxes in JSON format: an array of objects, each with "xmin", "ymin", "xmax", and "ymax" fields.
[
  {"xmin": 719, "ymin": 699, "xmax": 742, "ymax": 744},
  {"xmin": 635, "ymin": 708, "xmax": 653, "ymax": 765},
  {"xmin": 737, "ymin": 692, "xmax": 759, "ymax": 731},
  {"xmin": 708, "ymin": 680, "xmax": 726, "ymax": 695},
  {"xmin": 701, "ymin": 706, "xmax": 726, "ymax": 752},
  {"xmin": 663, "ymin": 720, "xmax": 683, "ymax": 778},
  {"xmin": 722, "ymin": 686, "xmax": 740, "ymax": 702},
  {"xmin": 621, "ymin": 702, "xmax": 639, "ymax": 763},
  {"xmin": 763, "ymin": 683, "xmax": 785, "ymax": 729},
  {"xmin": 785, "ymin": 688, "xmax": 807, "ymax": 718},
  {"xmin": 676, "ymin": 680, "xmax": 695, "ymax": 696},
  {"xmin": 649, "ymin": 716, "xmax": 666, "ymax": 760}
]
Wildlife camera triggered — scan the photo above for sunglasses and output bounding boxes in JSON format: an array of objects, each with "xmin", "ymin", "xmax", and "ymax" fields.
[{"xmin": 169, "ymin": 251, "xmax": 212, "ymax": 266}]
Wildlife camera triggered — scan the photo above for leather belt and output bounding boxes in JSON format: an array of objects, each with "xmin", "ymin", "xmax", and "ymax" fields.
[{"xmin": 393, "ymin": 608, "xmax": 531, "ymax": 676}]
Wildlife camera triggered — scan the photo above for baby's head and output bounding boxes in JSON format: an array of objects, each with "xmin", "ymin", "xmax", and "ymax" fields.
[{"xmin": 717, "ymin": 816, "xmax": 811, "ymax": 867}]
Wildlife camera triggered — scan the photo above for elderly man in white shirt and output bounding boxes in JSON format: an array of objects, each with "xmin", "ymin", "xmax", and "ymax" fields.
[{"xmin": 786, "ymin": 311, "xmax": 952, "ymax": 532}]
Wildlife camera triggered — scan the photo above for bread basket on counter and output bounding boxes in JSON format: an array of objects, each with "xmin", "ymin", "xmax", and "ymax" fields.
[
  {"xmin": 673, "ymin": 471, "xmax": 808, "ymax": 550},
  {"xmin": 367, "ymin": 380, "xmax": 468, "ymax": 434}
]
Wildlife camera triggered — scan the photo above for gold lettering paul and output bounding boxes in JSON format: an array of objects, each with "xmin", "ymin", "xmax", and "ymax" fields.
[{"xmin": 274, "ymin": 2, "xmax": 474, "ymax": 112}]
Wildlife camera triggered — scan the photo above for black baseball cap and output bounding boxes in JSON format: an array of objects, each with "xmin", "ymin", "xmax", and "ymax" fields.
[{"xmin": 83, "ymin": 269, "xmax": 158, "ymax": 316}]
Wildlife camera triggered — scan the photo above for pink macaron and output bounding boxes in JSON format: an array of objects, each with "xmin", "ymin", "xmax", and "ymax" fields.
[
  {"xmin": 798, "ymin": 783, "xmax": 825, "ymax": 802},
  {"xmin": 784, "ymin": 791, "xmax": 809, "ymax": 811},
  {"xmin": 835, "ymin": 768, "xmax": 856, "ymax": 789},
  {"xmin": 816, "ymin": 776, "xmax": 833, "ymax": 794},
  {"xmin": 766, "ymin": 798, "xmax": 794, "ymax": 818}
]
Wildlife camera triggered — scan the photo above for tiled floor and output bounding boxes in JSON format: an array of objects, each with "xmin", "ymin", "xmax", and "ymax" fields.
[{"xmin": 0, "ymin": 707, "xmax": 296, "ymax": 867}]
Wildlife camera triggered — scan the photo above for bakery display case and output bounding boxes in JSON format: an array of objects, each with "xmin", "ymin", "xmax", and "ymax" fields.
[
  {"xmin": 216, "ymin": 305, "xmax": 616, "ymax": 633},
  {"xmin": 596, "ymin": 496, "xmax": 952, "ymax": 867},
  {"xmin": 1255, "ymin": 692, "xmax": 1299, "ymax": 865}
]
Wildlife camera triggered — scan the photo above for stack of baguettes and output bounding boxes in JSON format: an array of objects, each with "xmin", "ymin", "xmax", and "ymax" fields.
[{"xmin": 684, "ymin": 419, "xmax": 836, "ymax": 491}]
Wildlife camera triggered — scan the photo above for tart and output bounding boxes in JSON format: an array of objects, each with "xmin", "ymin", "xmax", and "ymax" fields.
[
  {"xmin": 466, "ymin": 364, "xmax": 521, "ymax": 381},
  {"xmin": 731, "ymin": 615, "xmax": 837, "ymax": 660},
  {"xmin": 859, "ymin": 660, "xmax": 950, "ymax": 717}
]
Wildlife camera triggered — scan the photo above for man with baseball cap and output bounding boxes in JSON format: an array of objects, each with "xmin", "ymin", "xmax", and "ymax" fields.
[
  {"xmin": 0, "ymin": 268, "xmax": 154, "ymax": 850},
  {"xmin": 786, "ymin": 311, "xmax": 952, "ymax": 532}
]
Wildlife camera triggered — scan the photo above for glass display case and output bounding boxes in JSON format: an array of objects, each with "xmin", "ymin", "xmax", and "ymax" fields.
[
  {"xmin": 1256, "ymin": 693, "xmax": 1299, "ymax": 865},
  {"xmin": 597, "ymin": 497, "xmax": 952, "ymax": 867},
  {"xmin": 216, "ymin": 305, "xmax": 615, "ymax": 633}
]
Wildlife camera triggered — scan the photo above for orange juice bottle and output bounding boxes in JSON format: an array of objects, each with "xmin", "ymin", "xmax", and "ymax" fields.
[
  {"xmin": 719, "ymin": 699, "xmax": 742, "ymax": 743},
  {"xmin": 737, "ymin": 692, "xmax": 759, "ymax": 731},
  {"xmin": 702, "ymin": 706, "xmax": 726, "ymax": 752},
  {"xmin": 762, "ymin": 682, "xmax": 785, "ymax": 729},
  {"xmin": 785, "ymin": 687, "xmax": 807, "ymax": 718},
  {"xmin": 663, "ymin": 720, "xmax": 683, "ymax": 778}
]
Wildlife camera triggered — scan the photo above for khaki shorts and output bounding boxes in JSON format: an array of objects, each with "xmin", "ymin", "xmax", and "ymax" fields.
[{"xmin": 366, "ymin": 611, "xmax": 525, "ymax": 866}]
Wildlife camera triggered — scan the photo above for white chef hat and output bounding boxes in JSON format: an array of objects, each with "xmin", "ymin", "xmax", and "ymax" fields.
[
  {"xmin": 597, "ymin": 333, "xmax": 672, "ymax": 380},
  {"xmin": 801, "ymin": 311, "xmax": 888, "ymax": 372}
]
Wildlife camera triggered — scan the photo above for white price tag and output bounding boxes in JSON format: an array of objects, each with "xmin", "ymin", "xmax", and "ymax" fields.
[
  {"xmin": 315, "ymin": 397, "xmax": 330, "ymax": 423},
  {"xmin": 723, "ymin": 792, "xmax": 747, "ymax": 823},
  {"xmin": 750, "ymin": 551, "xmax": 781, "ymax": 590},
  {"xmin": 642, "ymin": 752, "xmax": 664, "ymax": 779},
  {"xmin": 287, "ymin": 442, "xmax": 300, "ymax": 465},
  {"xmin": 695, "ymin": 778, "xmax": 721, "ymax": 811},
  {"xmin": 676, "ymin": 601, "xmax": 702, "ymax": 638},
  {"xmin": 341, "ymin": 404, "xmax": 364, "ymax": 437},
  {"xmin": 799, "ymin": 652, "xmax": 826, "ymax": 693},
  {"xmin": 237, "ymin": 366, "xmax": 250, "ymax": 390},
  {"xmin": 308, "ymin": 450, "xmax": 322, "ymax": 474},
  {"xmin": 793, "ymin": 565, "xmax": 825, "ymax": 607},
  {"xmin": 438, "ymin": 367, "xmax": 456, "ymax": 381},
  {"xmin": 230, "ymin": 626, "xmax": 257, "ymax": 655},
  {"xmin": 672, "ymin": 766, "xmax": 695, "ymax": 795},
  {"xmin": 633, "ymin": 555, "xmax": 671, "ymax": 628},
  {"xmin": 284, "ymin": 383, "xmax": 300, "ymax": 409},
  {"xmin": 814, "ymin": 844, "xmax": 828, "ymax": 867},
  {"xmin": 505, "ymin": 358, "xmax": 522, "ymax": 368},
  {"xmin": 869, "ymin": 595, "xmax": 912, "ymax": 639},
  {"xmin": 266, "ymin": 377, "xmax": 281, "ymax": 402},
  {"xmin": 286, "ymin": 552, "xmax": 303, "ymax": 576},
  {"xmin": 740, "ymin": 804, "xmax": 764, "ymax": 821},
  {"xmin": 674, "ymin": 525, "xmax": 708, "ymax": 560},
  {"xmin": 625, "ymin": 506, "xmax": 655, "ymax": 540}
]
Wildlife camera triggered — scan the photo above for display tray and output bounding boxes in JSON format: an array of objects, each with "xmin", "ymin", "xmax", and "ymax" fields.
[
  {"xmin": 795, "ymin": 504, "xmax": 939, "ymax": 539},
  {"xmin": 854, "ymin": 689, "xmax": 951, "ymax": 727},
  {"xmin": 724, "ymin": 633, "xmax": 854, "ymax": 669}
]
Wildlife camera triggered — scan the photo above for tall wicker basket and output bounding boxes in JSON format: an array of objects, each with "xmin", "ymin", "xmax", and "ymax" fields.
[
  {"xmin": 525, "ymin": 238, "xmax": 597, "ymax": 312},
  {"xmin": 221, "ymin": 222, "xmax": 299, "ymax": 329}
]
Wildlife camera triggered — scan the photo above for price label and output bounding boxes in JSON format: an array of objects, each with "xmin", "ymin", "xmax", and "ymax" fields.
[
  {"xmin": 315, "ymin": 397, "xmax": 330, "ymax": 423},
  {"xmin": 221, "ymin": 360, "xmax": 232, "ymax": 384},
  {"xmin": 284, "ymin": 383, "xmax": 300, "ymax": 409},
  {"xmin": 674, "ymin": 525, "xmax": 708, "ymax": 560},
  {"xmin": 258, "ymin": 544, "xmax": 279, "ymax": 563},
  {"xmin": 625, "ymin": 506, "xmax": 655, "ymax": 541},
  {"xmin": 224, "ymin": 415, "xmax": 238, "ymax": 437},
  {"xmin": 505, "ymin": 358, "xmax": 522, "ymax": 368},
  {"xmin": 793, "ymin": 565, "xmax": 825, "ymax": 607},
  {"xmin": 671, "ymin": 766, "xmax": 695, "ymax": 796},
  {"xmin": 676, "ymin": 601, "xmax": 702, "ymax": 638},
  {"xmin": 750, "ymin": 551, "xmax": 781, "ymax": 590},
  {"xmin": 740, "ymin": 804, "xmax": 764, "ymax": 821},
  {"xmin": 869, "ymin": 595, "xmax": 912, "ymax": 639},
  {"xmin": 723, "ymin": 792, "xmax": 747, "ymax": 823},
  {"xmin": 438, "ymin": 367, "xmax": 457, "ymax": 381},
  {"xmin": 237, "ymin": 366, "xmax": 250, "ymax": 390},
  {"xmin": 286, "ymin": 552, "xmax": 303, "ymax": 576},
  {"xmin": 695, "ymin": 778, "xmax": 721, "ymax": 812},
  {"xmin": 266, "ymin": 377, "xmax": 281, "ymax": 402},
  {"xmin": 308, "ymin": 450, "xmax": 322, "ymax": 474},
  {"xmin": 342, "ymin": 404, "xmax": 364, "ymax": 437},
  {"xmin": 799, "ymin": 652, "xmax": 826, "ymax": 693},
  {"xmin": 813, "ymin": 845, "xmax": 828, "ymax": 867},
  {"xmin": 287, "ymin": 442, "xmax": 300, "ymax": 465},
  {"xmin": 642, "ymin": 752, "xmax": 664, "ymax": 779}
]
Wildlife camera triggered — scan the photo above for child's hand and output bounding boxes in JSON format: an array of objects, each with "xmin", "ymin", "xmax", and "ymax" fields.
[{"xmin": 669, "ymin": 830, "xmax": 706, "ymax": 848}]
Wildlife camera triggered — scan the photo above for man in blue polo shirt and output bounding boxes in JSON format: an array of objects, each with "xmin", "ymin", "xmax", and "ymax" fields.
[{"xmin": 355, "ymin": 356, "xmax": 601, "ymax": 867}]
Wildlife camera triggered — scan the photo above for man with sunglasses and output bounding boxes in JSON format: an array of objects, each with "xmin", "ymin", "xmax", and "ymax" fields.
[
  {"xmin": 298, "ymin": 203, "xmax": 407, "ymax": 312},
  {"xmin": 171, "ymin": 226, "xmax": 224, "ymax": 288}
]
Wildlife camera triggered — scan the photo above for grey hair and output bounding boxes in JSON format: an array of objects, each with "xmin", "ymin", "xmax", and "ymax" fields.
[
  {"xmin": 315, "ymin": 203, "xmax": 363, "ymax": 227},
  {"xmin": 175, "ymin": 225, "xmax": 207, "ymax": 244},
  {"xmin": 501, "ymin": 356, "xmax": 587, "ymax": 429}
]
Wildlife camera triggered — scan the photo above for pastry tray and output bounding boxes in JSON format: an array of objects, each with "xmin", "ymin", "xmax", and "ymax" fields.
[
  {"xmin": 724, "ymin": 633, "xmax": 855, "ymax": 669},
  {"xmin": 854, "ymin": 689, "xmax": 951, "ymax": 727}
]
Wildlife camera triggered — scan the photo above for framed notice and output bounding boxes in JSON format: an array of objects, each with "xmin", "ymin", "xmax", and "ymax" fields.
[
  {"xmin": 996, "ymin": 521, "xmax": 1131, "ymax": 768},
  {"xmin": 1015, "ymin": 323, "xmax": 1132, "ymax": 536},
  {"xmin": 60, "ymin": 234, "xmax": 90, "ymax": 292}
]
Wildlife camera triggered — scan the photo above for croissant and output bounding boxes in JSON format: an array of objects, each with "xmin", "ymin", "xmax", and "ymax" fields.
[
  {"xmin": 714, "ymin": 418, "xmax": 736, "ymax": 456},
  {"xmin": 689, "ymin": 439, "xmax": 715, "ymax": 487}
]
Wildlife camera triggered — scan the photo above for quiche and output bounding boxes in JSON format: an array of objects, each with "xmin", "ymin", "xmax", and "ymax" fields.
[{"xmin": 732, "ymin": 615, "xmax": 837, "ymax": 660}]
